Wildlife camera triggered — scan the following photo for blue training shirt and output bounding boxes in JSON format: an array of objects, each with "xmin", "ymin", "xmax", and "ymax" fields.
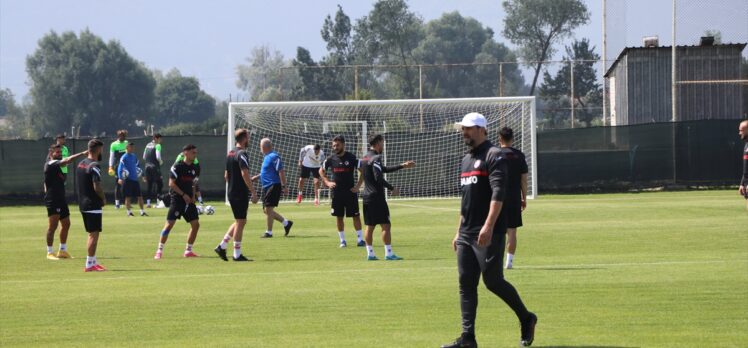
[
  {"xmin": 117, "ymin": 152, "xmax": 140, "ymax": 181},
  {"xmin": 260, "ymin": 151, "xmax": 283, "ymax": 188}
]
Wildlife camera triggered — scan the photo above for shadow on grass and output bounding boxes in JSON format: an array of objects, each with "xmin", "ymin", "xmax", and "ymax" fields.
[
  {"xmin": 109, "ymin": 269, "xmax": 161, "ymax": 272},
  {"xmin": 515, "ymin": 267, "xmax": 603, "ymax": 271},
  {"xmin": 535, "ymin": 346, "xmax": 639, "ymax": 348}
]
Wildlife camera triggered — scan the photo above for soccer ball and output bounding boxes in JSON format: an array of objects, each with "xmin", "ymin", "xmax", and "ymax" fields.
[
  {"xmin": 121, "ymin": 168, "xmax": 129, "ymax": 179},
  {"xmin": 205, "ymin": 205, "xmax": 215, "ymax": 215},
  {"xmin": 196, "ymin": 205, "xmax": 204, "ymax": 215}
]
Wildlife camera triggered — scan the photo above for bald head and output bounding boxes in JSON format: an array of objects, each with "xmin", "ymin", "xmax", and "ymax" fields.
[
  {"xmin": 260, "ymin": 138, "xmax": 273, "ymax": 154},
  {"xmin": 739, "ymin": 120, "xmax": 748, "ymax": 141}
]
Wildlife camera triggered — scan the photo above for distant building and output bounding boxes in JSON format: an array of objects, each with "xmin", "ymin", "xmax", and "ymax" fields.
[{"xmin": 604, "ymin": 40, "xmax": 745, "ymax": 125}]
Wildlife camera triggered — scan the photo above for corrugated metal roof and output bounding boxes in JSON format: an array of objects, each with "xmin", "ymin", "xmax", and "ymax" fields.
[{"xmin": 603, "ymin": 43, "xmax": 746, "ymax": 77}]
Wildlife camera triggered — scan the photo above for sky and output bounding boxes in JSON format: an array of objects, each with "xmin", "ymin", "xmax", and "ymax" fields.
[{"xmin": 1, "ymin": 0, "xmax": 746, "ymax": 102}]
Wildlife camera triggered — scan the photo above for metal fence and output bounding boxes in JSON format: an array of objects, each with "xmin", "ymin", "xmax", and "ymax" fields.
[{"xmin": 2, "ymin": 119, "xmax": 743, "ymax": 204}]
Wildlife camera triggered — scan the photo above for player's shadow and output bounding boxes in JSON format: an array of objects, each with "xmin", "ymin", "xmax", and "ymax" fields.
[
  {"xmin": 535, "ymin": 346, "xmax": 638, "ymax": 348},
  {"xmin": 109, "ymin": 269, "xmax": 161, "ymax": 272},
  {"xmin": 280, "ymin": 235, "xmax": 327, "ymax": 239},
  {"xmin": 517, "ymin": 267, "xmax": 603, "ymax": 271},
  {"xmin": 260, "ymin": 258, "xmax": 321, "ymax": 262}
]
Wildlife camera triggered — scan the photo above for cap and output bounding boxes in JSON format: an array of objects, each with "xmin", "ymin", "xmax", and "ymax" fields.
[{"xmin": 454, "ymin": 112, "xmax": 487, "ymax": 130}]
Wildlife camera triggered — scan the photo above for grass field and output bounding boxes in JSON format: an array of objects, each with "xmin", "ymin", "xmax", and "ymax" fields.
[{"xmin": 1, "ymin": 190, "xmax": 746, "ymax": 347}]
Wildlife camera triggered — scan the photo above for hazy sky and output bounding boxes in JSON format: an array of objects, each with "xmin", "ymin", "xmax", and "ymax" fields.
[{"xmin": 1, "ymin": 0, "xmax": 745, "ymax": 102}]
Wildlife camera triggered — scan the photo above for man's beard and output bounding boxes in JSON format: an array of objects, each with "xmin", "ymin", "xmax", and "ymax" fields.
[
  {"xmin": 336, "ymin": 149, "xmax": 344, "ymax": 156},
  {"xmin": 53, "ymin": 154, "xmax": 62, "ymax": 160},
  {"xmin": 463, "ymin": 136, "xmax": 475, "ymax": 147}
]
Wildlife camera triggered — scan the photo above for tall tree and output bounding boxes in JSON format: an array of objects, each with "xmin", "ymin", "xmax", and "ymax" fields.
[
  {"xmin": 153, "ymin": 69, "xmax": 216, "ymax": 126},
  {"xmin": 502, "ymin": 0, "xmax": 589, "ymax": 96},
  {"xmin": 413, "ymin": 11, "xmax": 524, "ymax": 98},
  {"xmin": 538, "ymin": 38, "xmax": 602, "ymax": 127},
  {"xmin": 236, "ymin": 45, "xmax": 299, "ymax": 101},
  {"xmin": 352, "ymin": 0, "xmax": 424, "ymax": 98},
  {"xmin": 26, "ymin": 29, "xmax": 155, "ymax": 136},
  {"xmin": 322, "ymin": 5, "xmax": 354, "ymax": 65}
]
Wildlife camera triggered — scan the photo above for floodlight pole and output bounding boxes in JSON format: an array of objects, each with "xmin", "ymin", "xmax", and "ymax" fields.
[
  {"xmin": 671, "ymin": 0, "xmax": 678, "ymax": 184},
  {"xmin": 602, "ymin": 0, "xmax": 607, "ymax": 126}
]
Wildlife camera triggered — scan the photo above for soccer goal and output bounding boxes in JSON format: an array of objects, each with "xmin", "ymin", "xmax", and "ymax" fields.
[{"xmin": 228, "ymin": 97, "xmax": 537, "ymax": 202}]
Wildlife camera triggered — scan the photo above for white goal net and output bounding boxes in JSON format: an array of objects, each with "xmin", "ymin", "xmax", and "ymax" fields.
[{"xmin": 228, "ymin": 97, "xmax": 536, "ymax": 202}]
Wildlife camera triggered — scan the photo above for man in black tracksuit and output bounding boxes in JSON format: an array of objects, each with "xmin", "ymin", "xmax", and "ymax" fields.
[
  {"xmin": 442, "ymin": 113, "xmax": 536, "ymax": 348},
  {"xmin": 739, "ymin": 120, "xmax": 748, "ymax": 210},
  {"xmin": 360, "ymin": 134, "xmax": 415, "ymax": 261}
]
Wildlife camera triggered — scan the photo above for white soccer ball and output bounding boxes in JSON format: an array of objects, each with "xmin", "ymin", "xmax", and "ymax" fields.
[
  {"xmin": 205, "ymin": 205, "xmax": 215, "ymax": 215},
  {"xmin": 121, "ymin": 168, "xmax": 129, "ymax": 179},
  {"xmin": 196, "ymin": 205, "xmax": 204, "ymax": 215}
]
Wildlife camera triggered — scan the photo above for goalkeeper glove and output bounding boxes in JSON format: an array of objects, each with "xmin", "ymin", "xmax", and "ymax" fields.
[{"xmin": 108, "ymin": 167, "xmax": 115, "ymax": 176}]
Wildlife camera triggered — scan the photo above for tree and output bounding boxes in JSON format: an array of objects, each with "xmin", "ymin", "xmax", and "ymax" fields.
[
  {"xmin": 538, "ymin": 38, "xmax": 601, "ymax": 127},
  {"xmin": 322, "ymin": 5, "xmax": 354, "ymax": 65},
  {"xmin": 352, "ymin": 0, "xmax": 424, "ymax": 98},
  {"xmin": 502, "ymin": 0, "xmax": 590, "ymax": 96},
  {"xmin": 26, "ymin": 29, "xmax": 155, "ymax": 136},
  {"xmin": 413, "ymin": 11, "xmax": 525, "ymax": 98},
  {"xmin": 0, "ymin": 89, "xmax": 32, "ymax": 138},
  {"xmin": 236, "ymin": 45, "xmax": 299, "ymax": 101},
  {"xmin": 153, "ymin": 69, "xmax": 215, "ymax": 126}
]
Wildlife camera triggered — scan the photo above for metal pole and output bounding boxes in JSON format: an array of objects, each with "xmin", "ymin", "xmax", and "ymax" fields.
[
  {"xmin": 499, "ymin": 63, "xmax": 504, "ymax": 97},
  {"xmin": 602, "ymin": 0, "xmax": 608, "ymax": 126},
  {"xmin": 671, "ymin": 0, "xmax": 677, "ymax": 123},
  {"xmin": 671, "ymin": 0, "xmax": 677, "ymax": 184},
  {"xmin": 354, "ymin": 66, "xmax": 359, "ymax": 100},
  {"xmin": 570, "ymin": 60, "xmax": 575, "ymax": 128},
  {"xmin": 419, "ymin": 65, "xmax": 424, "ymax": 132}
]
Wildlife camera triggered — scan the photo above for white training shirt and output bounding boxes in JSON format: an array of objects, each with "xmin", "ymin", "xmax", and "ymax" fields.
[{"xmin": 299, "ymin": 145, "xmax": 324, "ymax": 168}]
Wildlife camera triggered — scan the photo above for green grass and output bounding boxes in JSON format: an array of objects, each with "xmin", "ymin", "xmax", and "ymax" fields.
[{"xmin": 1, "ymin": 191, "xmax": 746, "ymax": 347}]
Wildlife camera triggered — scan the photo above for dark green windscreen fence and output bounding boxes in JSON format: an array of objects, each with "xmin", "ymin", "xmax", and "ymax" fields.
[
  {"xmin": 537, "ymin": 120, "xmax": 744, "ymax": 190},
  {"xmin": 0, "ymin": 120, "xmax": 744, "ymax": 203}
]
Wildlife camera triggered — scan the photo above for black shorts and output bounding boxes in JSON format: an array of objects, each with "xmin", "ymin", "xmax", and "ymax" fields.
[
  {"xmin": 229, "ymin": 198, "xmax": 249, "ymax": 220},
  {"xmin": 503, "ymin": 200, "xmax": 523, "ymax": 229},
  {"xmin": 80, "ymin": 212, "xmax": 102, "ymax": 233},
  {"xmin": 363, "ymin": 198, "xmax": 390, "ymax": 226},
  {"xmin": 167, "ymin": 199, "xmax": 199, "ymax": 222},
  {"xmin": 331, "ymin": 191, "xmax": 359, "ymax": 217},
  {"xmin": 262, "ymin": 184, "xmax": 282, "ymax": 207},
  {"xmin": 46, "ymin": 201, "xmax": 70, "ymax": 219},
  {"xmin": 300, "ymin": 166, "xmax": 320, "ymax": 179},
  {"xmin": 144, "ymin": 165, "xmax": 162, "ymax": 182},
  {"xmin": 123, "ymin": 180, "xmax": 142, "ymax": 199}
]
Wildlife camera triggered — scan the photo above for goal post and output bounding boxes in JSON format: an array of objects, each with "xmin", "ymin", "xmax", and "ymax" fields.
[{"xmin": 228, "ymin": 97, "xmax": 537, "ymax": 202}]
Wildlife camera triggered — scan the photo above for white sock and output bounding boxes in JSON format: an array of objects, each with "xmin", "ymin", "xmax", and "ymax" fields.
[
  {"xmin": 338, "ymin": 231, "xmax": 346, "ymax": 242},
  {"xmin": 47, "ymin": 245, "xmax": 54, "ymax": 254},
  {"xmin": 59, "ymin": 243, "xmax": 67, "ymax": 251},
  {"xmin": 147, "ymin": 199, "xmax": 151, "ymax": 205},
  {"xmin": 185, "ymin": 244, "xmax": 193, "ymax": 252},
  {"xmin": 157, "ymin": 242, "xmax": 165, "ymax": 251},
  {"xmin": 140, "ymin": 209, "xmax": 145, "ymax": 214},
  {"xmin": 233, "ymin": 241, "xmax": 242, "ymax": 258},
  {"xmin": 86, "ymin": 256, "xmax": 95, "ymax": 267},
  {"xmin": 265, "ymin": 230, "xmax": 273, "ymax": 236},
  {"xmin": 115, "ymin": 200, "xmax": 120, "ymax": 206},
  {"xmin": 198, "ymin": 196, "xmax": 203, "ymax": 204},
  {"xmin": 93, "ymin": 256, "xmax": 97, "ymax": 265},
  {"xmin": 366, "ymin": 245, "xmax": 375, "ymax": 257},
  {"xmin": 506, "ymin": 253, "xmax": 514, "ymax": 265},
  {"xmin": 127, "ymin": 209, "xmax": 132, "ymax": 214},
  {"xmin": 356, "ymin": 230, "xmax": 363, "ymax": 241},
  {"xmin": 282, "ymin": 219, "xmax": 289, "ymax": 227},
  {"xmin": 384, "ymin": 244, "xmax": 393, "ymax": 257},
  {"xmin": 219, "ymin": 232, "xmax": 231, "ymax": 249}
]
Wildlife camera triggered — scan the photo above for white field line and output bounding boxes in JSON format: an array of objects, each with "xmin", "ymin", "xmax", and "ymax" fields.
[{"xmin": 1, "ymin": 259, "xmax": 745, "ymax": 285}]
